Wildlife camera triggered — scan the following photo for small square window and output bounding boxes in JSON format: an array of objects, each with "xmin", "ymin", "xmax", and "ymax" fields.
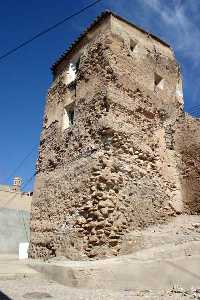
[
  {"xmin": 154, "ymin": 73, "xmax": 164, "ymax": 90},
  {"xmin": 130, "ymin": 39, "xmax": 137, "ymax": 52}
]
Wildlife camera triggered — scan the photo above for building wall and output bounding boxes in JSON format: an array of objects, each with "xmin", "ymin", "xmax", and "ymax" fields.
[
  {"xmin": 30, "ymin": 15, "xmax": 200, "ymax": 260},
  {"xmin": 0, "ymin": 189, "xmax": 32, "ymax": 211},
  {"xmin": 175, "ymin": 115, "xmax": 200, "ymax": 214},
  {"xmin": 0, "ymin": 208, "xmax": 30, "ymax": 254},
  {"xmin": 0, "ymin": 188, "xmax": 31, "ymax": 253}
]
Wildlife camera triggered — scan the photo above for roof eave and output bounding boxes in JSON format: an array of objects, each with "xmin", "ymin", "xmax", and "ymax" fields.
[{"xmin": 51, "ymin": 10, "xmax": 170, "ymax": 74}]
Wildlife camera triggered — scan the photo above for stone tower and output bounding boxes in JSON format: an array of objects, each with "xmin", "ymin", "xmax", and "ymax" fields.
[{"xmin": 30, "ymin": 11, "xmax": 200, "ymax": 260}]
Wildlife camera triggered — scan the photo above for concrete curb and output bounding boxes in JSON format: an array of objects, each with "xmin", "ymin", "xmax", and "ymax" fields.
[{"xmin": 29, "ymin": 254, "xmax": 200, "ymax": 290}]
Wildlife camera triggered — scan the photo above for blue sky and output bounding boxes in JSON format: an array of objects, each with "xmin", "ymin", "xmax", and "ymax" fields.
[{"xmin": 0, "ymin": 0, "xmax": 199, "ymax": 190}]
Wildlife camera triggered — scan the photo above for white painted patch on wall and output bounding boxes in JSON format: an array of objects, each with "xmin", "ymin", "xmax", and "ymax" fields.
[
  {"xmin": 68, "ymin": 62, "xmax": 77, "ymax": 84},
  {"xmin": 62, "ymin": 104, "xmax": 75, "ymax": 130},
  {"xmin": 176, "ymin": 79, "xmax": 183, "ymax": 97},
  {"xmin": 19, "ymin": 242, "xmax": 29, "ymax": 259},
  {"xmin": 63, "ymin": 62, "xmax": 77, "ymax": 85},
  {"xmin": 63, "ymin": 57, "xmax": 81, "ymax": 86}
]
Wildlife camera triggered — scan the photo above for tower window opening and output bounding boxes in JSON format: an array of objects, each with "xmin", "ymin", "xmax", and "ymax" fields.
[
  {"xmin": 63, "ymin": 104, "xmax": 75, "ymax": 130},
  {"xmin": 68, "ymin": 63, "xmax": 76, "ymax": 84},
  {"xmin": 130, "ymin": 39, "xmax": 137, "ymax": 52},
  {"xmin": 154, "ymin": 73, "xmax": 164, "ymax": 90},
  {"xmin": 66, "ymin": 57, "xmax": 81, "ymax": 85},
  {"xmin": 68, "ymin": 109, "xmax": 74, "ymax": 126}
]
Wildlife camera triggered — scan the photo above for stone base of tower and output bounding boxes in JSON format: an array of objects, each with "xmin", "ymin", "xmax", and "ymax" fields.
[{"xmin": 29, "ymin": 85, "xmax": 181, "ymax": 260}]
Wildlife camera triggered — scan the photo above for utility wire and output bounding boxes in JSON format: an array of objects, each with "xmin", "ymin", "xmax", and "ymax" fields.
[
  {"xmin": 187, "ymin": 104, "xmax": 200, "ymax": 112},
  {"xmin": 189, "ymin": 109, "xmax": 200, "ymax": 113},
  {"xmin": 190, "ymin": 114, "xmax": 200, "ymax": 117},
  {"xmin": 187, "ymin": 113, "xmax": 200, "ymax": 118},
  {"xmin": 187, "ymin": 109, "xmax": 200, "ymax": 115},
  {"xmin": 188, "ymin": 104, "xmax": 200, "ymax": 110},
  {"xmin": 0, "ymin": 0, "xmax": 103, "ymax": 241},
  {"xmin": 22, "ymin": 172, "xmax": 36, "ymax": 190},
  {"xmin": 1, "ymin": 0, "xmax": 103, "ymax": 179},
  {"xmin": 0, "ymin": 0, "xmax": 102, "ymax": 62},
  {"xmin": 187, "ymin": 109, "xmax": 200, "ymax": 114},
  {"xmin": 188, "ymin": 109, "xmax": 200, "ymax": 114},
  {"xmin": 3, "ymin": 144, "xmax": 38, "ymax": 183}
]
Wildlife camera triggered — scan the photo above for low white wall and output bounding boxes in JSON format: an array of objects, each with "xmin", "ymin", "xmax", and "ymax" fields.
[{"xmin": 0, "ymin": 208, "xmax": 30, "ymax": 254}]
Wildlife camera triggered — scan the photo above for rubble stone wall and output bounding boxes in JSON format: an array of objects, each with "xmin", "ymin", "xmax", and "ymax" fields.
[
  {"xmin": 175, "ymin": 115, "xmax": 200, "ymax": 214},
  {"xmin": 29, "ymin": 15, "xmax": 200, "ymax": 260}
]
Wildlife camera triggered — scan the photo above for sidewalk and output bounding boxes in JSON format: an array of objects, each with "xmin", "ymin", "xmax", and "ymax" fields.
[
  {"xmin": 0, "ymin": 253, "xmax": 200, "ymax": 299},
  {"xmin": 0, "ymin": 254, "xmax": 38, "ymax": 280}
]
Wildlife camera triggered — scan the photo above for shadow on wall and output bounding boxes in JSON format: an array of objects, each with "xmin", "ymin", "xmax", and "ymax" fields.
[
  {"xmin": 0, "ymin": 290, "xmax": 12, "ymax": 300},
  {"xmin": 175, "ymin": 117, "xmax": 200, "ymax": 214}
]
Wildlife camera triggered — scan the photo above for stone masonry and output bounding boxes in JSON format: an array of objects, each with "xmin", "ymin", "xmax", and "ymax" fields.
[{"xmin": 29, "ymin": 11, "xmax": 200, "ymax": 260}]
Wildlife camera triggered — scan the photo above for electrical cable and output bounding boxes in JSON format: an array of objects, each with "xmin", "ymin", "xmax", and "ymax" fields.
[
  {"xmin": 187, "ymin": 104, "xmax": 200, "ymax": 113},
  {"xmin": 2, "ymin": 1, "xmax": 104, "ymax": 180},
  {"xmin": 189, "ymin": 109, "xmax": 200, "ymax": 113},
  {"xmin": 187, "ymin": 108, "xmax": 200, "ymax": 112},
  {"xmin": 0, "ymin": 0, "xmax": 102, "ymax": 62},
  {"xmin": 188, "ymin": 104, "xmax": 200, "ymax": 110},
  {"xmin": 0, "ymin": 0, "xmax": 104, "ymax": 242},
  {"xmin": 3, "ymin": 144, "xmax": 38, "ymax": 183},
  {"xmin": 188, "ymin": 110, "xmax": 200, "ymax": 115},
  {"xmin": 187, "ymin": 109, "xmax": 200, "ymax": 116}
]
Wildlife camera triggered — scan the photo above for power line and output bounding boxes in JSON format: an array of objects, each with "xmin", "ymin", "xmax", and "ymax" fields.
[
  {"xmin": 188, "ymin": 109, "xmax": 200, "ymax": 114},
  {"xmin": 188, "ymin": 103, "xmax": 200, "ymax": 109},
  {"xmin": 186, "ymin": 113, "xmax": 200, "ymax": 118},
  {"xmin": 3, "ymin": 144, "xmax": 38, "ymax": 183},
  {"xmin": 188, "ymin": 112, "xmax": 200, "ymax": 116},
  {"xmin": 186, "ymin": 111, "xmax": 200, "ymax": 117},
  {"xmin": 189, "ymin": 108, "xmax": 200, "ymax": 113},
  {"xmin": 187, "ymin": 109, "xmax": 200, "ymax": 114},
  {"xmin": 0, "ymin": 0, "xmax": 102, "ymax": 62},
  {"xmin": 190, "ymin": 114, "xmax": 200, "ymax": 118},
  {"xmin": 22, "ymin": 172, "xmax": 36, "ymax": 190},
  {"xmin": 187, "ymin": 104, "xmax": 200, "ymax": 112},
  {"xmin": 186, "ymin": 113, "xmax": 200, "ymax": 117},
  {"xmin": 187, "ymin": 108, "xmax": 200, "ymax": 115}
]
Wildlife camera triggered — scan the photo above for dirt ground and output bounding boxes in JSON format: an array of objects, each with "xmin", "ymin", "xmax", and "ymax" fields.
[
  {"xmin": 0, "ymin": 276, "xmax": 200, "ymax": 300},
  {"xmin": 1, "ymin": 215, "xmax": 200, "ymax": 300}
]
